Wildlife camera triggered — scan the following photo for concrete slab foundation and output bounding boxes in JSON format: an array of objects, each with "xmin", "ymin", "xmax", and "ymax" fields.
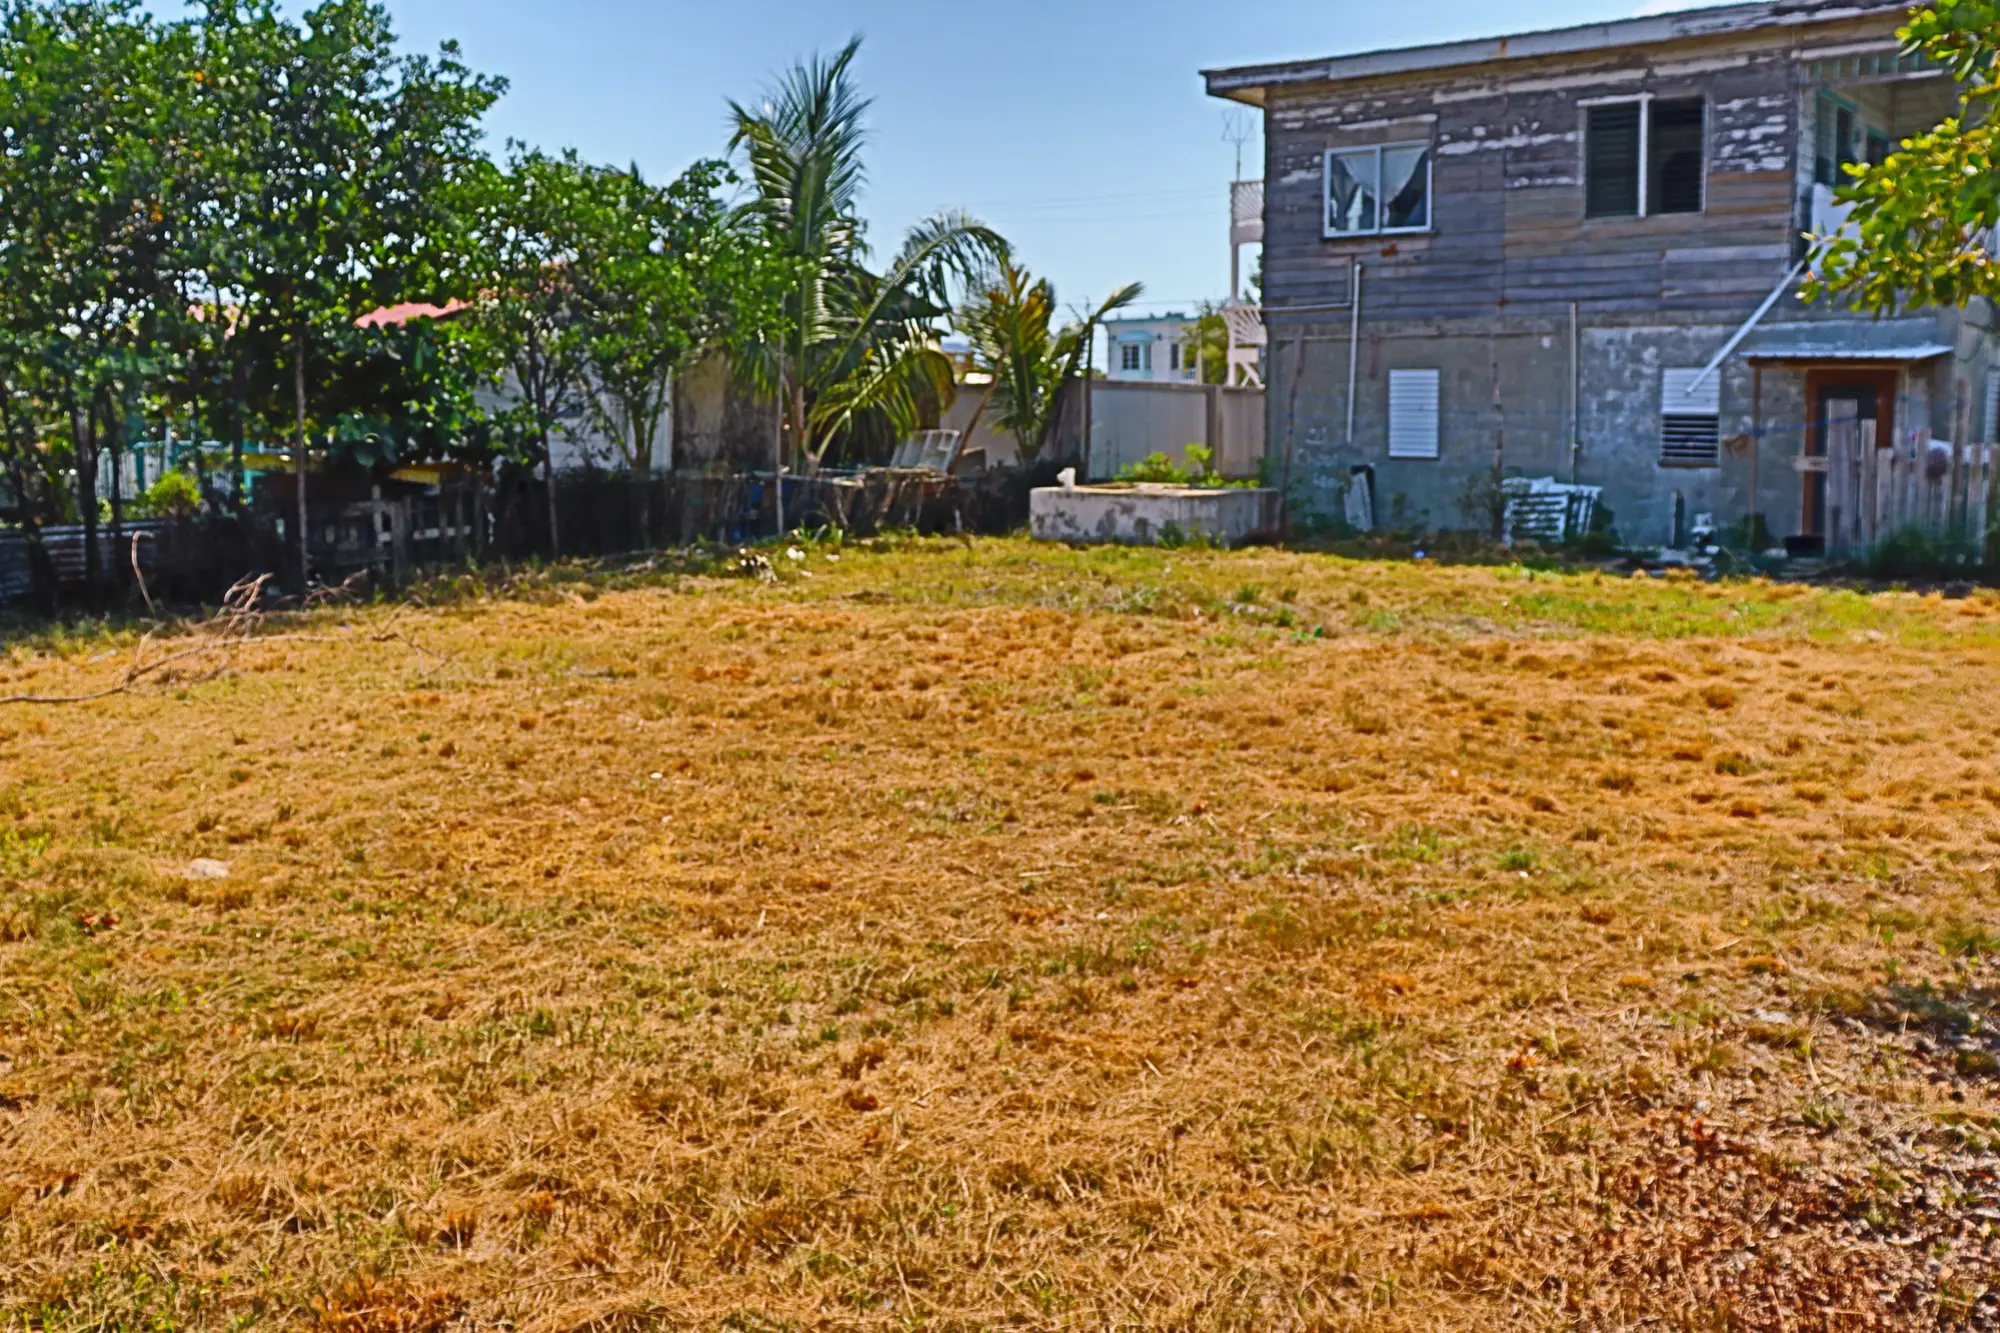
[{"xmin": 1029, "ymin": 484, "xmax": 1282, "ymax": 546}]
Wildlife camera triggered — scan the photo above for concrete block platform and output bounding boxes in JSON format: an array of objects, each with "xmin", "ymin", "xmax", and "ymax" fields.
[{"xmin": 1029, "ymin": 484, "xmax": 1281, "ymax": 547}]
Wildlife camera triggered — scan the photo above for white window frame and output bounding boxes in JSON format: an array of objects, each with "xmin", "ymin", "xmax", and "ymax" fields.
[
  {"xmin": 1387, "ymin": 369, "xmax": 1441, "ymax": 460},
  {"xmin": 1580, "ymin": 93, "xmax": 1653, "ymax": 219},
  {"xmin": 1323, "ymin": 141, "xmax": 1433, "ymax": 239},
  {"xmin": 1119, "ymin": 342, "xmax": 1141, "ymax": 373},
  {"xmin": 1659, "ymin": 367, "xmax": 1722, "ymax": 468},
  {"xmin": 1580, "ymin": 93, "xmax": 1708, "ymax": 220}
]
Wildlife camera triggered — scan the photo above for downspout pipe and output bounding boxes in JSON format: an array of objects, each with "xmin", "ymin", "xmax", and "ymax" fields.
[
  {"xmin": 1686, "ymin": 250, "xmax": 1816, "ymax": 395},
  {"xmin": 1345, "ymin": 262, "xmax": 1364, "ymax": 446},
  {"xmin": 1568, "ymin": 300, "xmax": 1580, "ymax": 482}
]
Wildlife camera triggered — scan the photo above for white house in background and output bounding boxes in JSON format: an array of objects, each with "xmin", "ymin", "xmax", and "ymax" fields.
[{"xmin": 1102, "ymin": 314, "xmax": 1201, "ymax": 384}]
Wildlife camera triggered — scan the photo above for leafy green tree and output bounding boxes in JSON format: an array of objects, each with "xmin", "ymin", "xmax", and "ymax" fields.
[
  {"xmin": 1811, "ymin": 0, "xmax": 1998, "ymax": 310},
  {"xmin": 570, "ymin": 160, "xmax": 741, "ymax": 541},
  {"xmin": 728, "ymin": 39, "xmax": 1005, "ymax": 474},
  {"xmin": 1188, "ymin": 304, "xmax": 1230, "ymax": 386},
  {"xmin": 458, "ymin": 147, "xmax": 601, "ymax": 556},
  {"xmin": 0, "ymin": 0, "xmax": 181, "ymax": 604},
  {"xmin": 200, "ymin": 0, "xmax": 500, "ymax": 584},
  {"xmin": 957, "ymin": 258, "xmax": 1139, "ymax": 463}
]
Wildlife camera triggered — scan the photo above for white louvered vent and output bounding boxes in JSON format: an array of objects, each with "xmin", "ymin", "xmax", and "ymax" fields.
[
  {"xmin": 1388, "ymin": 369, "xmax": 1441, "ymax": 459},
  {"xmin": 1660, "ymin": 368, "xmax": 1721, "ymax": 467}
]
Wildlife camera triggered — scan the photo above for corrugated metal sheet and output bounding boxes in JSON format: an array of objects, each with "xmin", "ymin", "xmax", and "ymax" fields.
[
  {"xmin": 0, "ymin": 523, "xmax": 165, "ymax": 603},
  {"xmin": 1743, "ymin": 343, "xmax": 1952, "ymax": 363}
]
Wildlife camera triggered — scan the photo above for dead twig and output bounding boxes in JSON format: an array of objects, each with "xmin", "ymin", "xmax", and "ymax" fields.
[
  {"xmin": 0, "ymin": 567, "xmax": 425, "ymax": 706},
  {"xmin": 129, "ymin": 531, "xmax": 156, "ymax": 618},
  {"xmin": 0, "ymin": 639, "xmax": 224, "ymax": 705}
]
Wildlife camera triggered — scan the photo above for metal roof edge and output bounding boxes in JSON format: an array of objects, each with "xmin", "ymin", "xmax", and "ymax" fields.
[{"xmin": 1201, "ymin": 1, "xmax": 1907, "ymax": 100}]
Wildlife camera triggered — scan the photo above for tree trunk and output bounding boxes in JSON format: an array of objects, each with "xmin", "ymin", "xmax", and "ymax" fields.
[
  {"xmin": 525, "ymin": 340, "xmax": 561, "ymax": 561},
  {"xmin": 634, "ymin": 446, "xmax": 651, "ymax": 550},
  {"xmin": 784, "ymin": 378, "xmax": 806, "ymax": 536},
  {"xmin": 293, "ymin": 336, "xmax": 310, "ymax": 589},
  {"xmin": 633, "ymin": 393, "xmax": 658, "ymax": 549},
  {"xmin": 106, "ymin": 396, "xmax": 126, "ymax": 595},
  {"xmin": 188, "ymin": 366, "xmax": 210, "ymax": 515},
  {"xmin": 541, "ymin": 423, "xmax": 560, "ymax": 560},
  {"xmin": 0, "ymin": 389, "xmax": 54, "ymax": 614},
  {"xmin": 959, "ymin": 383, "xmax": 997, "ymax": 460},
  {"xmin": 231, "ymin": 349, "xmax": 248, "ymax": 516},
  {"xmin": 75, "ymin": 403, "xmax": 101, "ymax": 611}
]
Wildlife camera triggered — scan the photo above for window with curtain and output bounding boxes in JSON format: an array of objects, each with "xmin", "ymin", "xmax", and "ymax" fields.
[{"xmin": 1325, "ymin": 142, "xmax": 1431, "ymax": 236}]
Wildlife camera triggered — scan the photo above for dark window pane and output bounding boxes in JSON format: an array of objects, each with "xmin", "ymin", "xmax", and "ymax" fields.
[
  {"xmin": 1327, "ymin": 148, "xmax": 1379, "ymax": 234},
  {"xmin": 1585, "ymin": 103, "xmax": 1641, "ymax": 218},
  {"xmin": 1651, "ymin": 99, "xmax": 1705, "ymax": 214},
  {"xmin": 1382, "ymin": 145, "xmax": 1430, "ymax": 229}
]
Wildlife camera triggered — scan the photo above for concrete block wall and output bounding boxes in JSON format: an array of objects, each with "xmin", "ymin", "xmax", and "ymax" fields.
[{"xmin": 1267, "ymin": 312, "xmax": 1989, "ymax": 548}]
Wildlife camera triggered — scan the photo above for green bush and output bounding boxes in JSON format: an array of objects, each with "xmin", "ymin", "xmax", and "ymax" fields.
[
  {"xmin": 139, "ymin": 470, "xmax": 202, "ymax": 519},
  {"xmin": 1120, "ymin": 444, "xmax": 1217, "ymax": 485},
  {"xmin": 1864, "ymin": 525, "xmax": 1982, "ymax": 580},
  {"xmin": 1117, "ymin": 443, "xmax": 1259, "ymax": 488}
]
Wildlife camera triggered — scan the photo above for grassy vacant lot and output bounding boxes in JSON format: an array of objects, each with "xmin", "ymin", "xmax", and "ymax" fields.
[{"xmin": 2, "ymin": 538, "xmax": 1998, "ymax": 1331}]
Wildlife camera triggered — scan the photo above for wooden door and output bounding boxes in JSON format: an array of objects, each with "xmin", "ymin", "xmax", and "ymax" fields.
[{"xmin": 1804, "ymin": 370, "xmax": 1897, "ymax": 544}]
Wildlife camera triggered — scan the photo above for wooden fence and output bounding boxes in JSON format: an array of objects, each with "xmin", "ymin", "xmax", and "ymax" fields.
[
  {"xmin": 1, "ymin": 464, "xmax": 1055, "ymax": 613},
  {"xmin": 1818, "ymin": 403, "xmax": 1994, "ymax": 558}
]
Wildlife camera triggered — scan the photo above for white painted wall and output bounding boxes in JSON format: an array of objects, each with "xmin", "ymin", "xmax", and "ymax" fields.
[
  {"xmin": 1102, "ymin": 316, "xmax": 1202, "ymax": 385},
  {"xmin": 474, "ymin": 371, "xmax": 670, "ymax": 473}
]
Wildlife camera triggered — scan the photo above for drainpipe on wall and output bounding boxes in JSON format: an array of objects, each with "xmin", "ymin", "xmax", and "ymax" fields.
[
  {"xmin": 1280, "ymin": 330, "xmax": 1306, "ymax": 539},
  {"xmin": 1568, "ymin": 301, "xmax": 1581, "ymax": 482},
  {"xmin": 1345, "ymin": 262, "xmax": 1364, "ymax": 447},
  {"xmin": 1688, "ymin": 251, "xmax": 1815, "ymax": 395}
]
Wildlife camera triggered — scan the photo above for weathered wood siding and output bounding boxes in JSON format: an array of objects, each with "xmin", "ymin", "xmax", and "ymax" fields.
[{"xmin": 1259, "ymin": 21, "xmax": 1896, "ymax": 325}]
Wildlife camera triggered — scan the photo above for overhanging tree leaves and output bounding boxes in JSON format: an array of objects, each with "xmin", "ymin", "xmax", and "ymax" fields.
[{"xmin": 1810, "ymin": 0, "xmax": 1997, "ymax": 310}]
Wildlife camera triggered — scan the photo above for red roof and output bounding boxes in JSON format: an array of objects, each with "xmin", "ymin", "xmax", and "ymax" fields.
[{"xmin": 355, "ymin": 299, "xmax": 469, "ymax": 329}]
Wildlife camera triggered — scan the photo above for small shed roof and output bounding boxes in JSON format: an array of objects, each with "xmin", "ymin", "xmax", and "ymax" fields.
[{"xmin": 1743, "ymin": 343, "xmax": 1952, "ymax": 365}]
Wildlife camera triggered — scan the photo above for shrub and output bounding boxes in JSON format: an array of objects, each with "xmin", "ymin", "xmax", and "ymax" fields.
[
  {"xmin": 1119, "ymin": 444, "xmax": 1227, "ymax": 486},
  {"xmin": 139, "ymin": 470, "xmax": 202, "ymax": 519},
  {"xmin": 1864, "ymin": 525, "xmax": 1980, "ymax": 580}
]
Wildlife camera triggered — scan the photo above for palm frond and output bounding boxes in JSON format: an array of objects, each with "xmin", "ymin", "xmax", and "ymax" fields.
[
  {"xmin": 808, "ymin": 322, "xmax": 955, "ymax": 448},
  {"xmin": 726, "ymin": 36, "xmax": 868, "ymax": 261}
]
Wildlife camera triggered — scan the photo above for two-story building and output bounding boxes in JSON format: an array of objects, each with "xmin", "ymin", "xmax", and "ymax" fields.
[
  {"xmin": 1102, "ymin": 314, "xmax": 1204, "ymax": 385},
  {"xmin": 1205, "ymin": 0, "xmax": 2000, "ymax": 549}
]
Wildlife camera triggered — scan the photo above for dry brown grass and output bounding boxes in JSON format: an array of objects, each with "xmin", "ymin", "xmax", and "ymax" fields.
[{"xmin": 2, "ymin": 538, "xmax": 1998, "ymax": 1330}]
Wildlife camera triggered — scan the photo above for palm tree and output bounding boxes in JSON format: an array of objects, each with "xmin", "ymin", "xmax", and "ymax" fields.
[
  {"xmin": 728, "ymin": 39, "xmax": 1004, "ymax": 472},
  {"xmin": 958, "ymin": 257, "xmax": 1141, "ymax": 463}
]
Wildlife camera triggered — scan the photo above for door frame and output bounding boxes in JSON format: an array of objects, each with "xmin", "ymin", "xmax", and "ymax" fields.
[{"xmin": 1802, "ymin": 367, "xmax": 1898, "ymax": 538}]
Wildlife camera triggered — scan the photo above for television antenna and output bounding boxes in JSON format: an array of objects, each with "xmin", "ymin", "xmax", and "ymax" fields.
[{"xmin": 1221, "ymin": 108, "xmax": 1256, "ymax": 181}]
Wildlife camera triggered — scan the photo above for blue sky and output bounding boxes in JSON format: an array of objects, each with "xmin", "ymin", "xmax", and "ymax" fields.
[{"xmin": 378, "ymin": 0, "xmax": 1735, "ymax": 322}]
